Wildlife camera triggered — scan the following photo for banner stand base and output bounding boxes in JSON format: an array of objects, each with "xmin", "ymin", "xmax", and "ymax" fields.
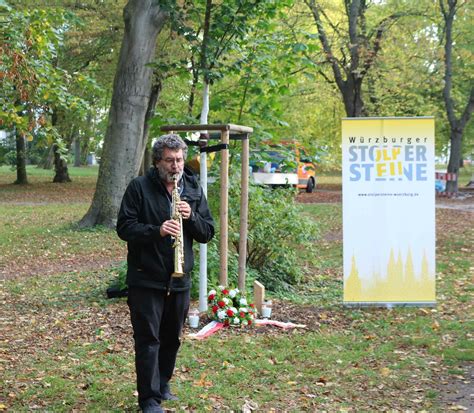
[{"xmin": 343, "ymin": 301, "xmax": 436, "ymax": 308}]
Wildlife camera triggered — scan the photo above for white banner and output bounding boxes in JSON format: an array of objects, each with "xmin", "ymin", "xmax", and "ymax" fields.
[{"xmin": 342, "ymin": 117, "xmax": 436, "ymax": 305}]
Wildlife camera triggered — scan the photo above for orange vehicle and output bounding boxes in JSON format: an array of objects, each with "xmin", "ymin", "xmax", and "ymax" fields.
[{"xmin": 250, "ymin": 142, "xmax": 316, "ymax": 192}]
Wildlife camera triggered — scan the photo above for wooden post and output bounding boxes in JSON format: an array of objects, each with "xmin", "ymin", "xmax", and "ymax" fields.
[
  {"xmin": 238, "ymin": 136, "xmax": 249, "ymax": 292},
  {"xmin": 219, "ymin": 129, "xmax": 230, "ymax": 286},
  {"xmin": 253, "ymin": 280, "xmax": 265, "ymax": 314}
]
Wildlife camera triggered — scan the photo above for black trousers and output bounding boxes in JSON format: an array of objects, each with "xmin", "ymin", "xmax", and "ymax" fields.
[{"xmin": 127, "ymin": 286, "xmax": 190, "ymax": 407}]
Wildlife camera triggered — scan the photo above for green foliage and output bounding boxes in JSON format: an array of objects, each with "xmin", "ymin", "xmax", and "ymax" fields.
[
  {"xmin": 191, "ymin": 237, "xmax": 261, "ymax": 299},
  {"xmin": 107, "ymin": 260, "xmax": 128, "ymax": 292},
  {"xmin": 1, "ymin": 7, "xmax": 67, "ymax": 133},
  {"xmin": 206, "ymin": 173, "xmax": 318, "ymax": 293},
  {"xmin": 0, "ymin": 131, "xmax": 15, "ymax": 166},
  {"xmin": 1, "ymin": 3, "xmax": 107, "ymax": 173},
  {"xmin": 53, "ymin": 137, "xmax": 70, "ymax": 162}
]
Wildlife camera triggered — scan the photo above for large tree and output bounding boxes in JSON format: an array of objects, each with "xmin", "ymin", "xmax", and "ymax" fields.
[
  {"xmin": 303, "ymin": 0, "xmax": 415, "ymax": 117},
  {"xmin": 439, "ymin": 0, "xmax": 474, "ymax": 193},
  {"xmin": 79, "ymin": 0, "xmax": 168, "ymax": 228},
  {"xmin": 1, "ymin": 5, "xmax": 76, "ymax": 184},
  {"xmin": 2, "ymin": 2, "xmax": 103, "ymax": 183}
]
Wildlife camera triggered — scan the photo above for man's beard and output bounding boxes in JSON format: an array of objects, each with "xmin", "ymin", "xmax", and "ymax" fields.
[{"xmin": 156, "ymin": 164, "xmax": 183, "ymax": 183}]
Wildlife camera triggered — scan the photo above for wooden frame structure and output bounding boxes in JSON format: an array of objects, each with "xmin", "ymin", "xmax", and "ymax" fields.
[{"xmin": 160, "ymin": 124, "xmax": 253, "ymax": 294}]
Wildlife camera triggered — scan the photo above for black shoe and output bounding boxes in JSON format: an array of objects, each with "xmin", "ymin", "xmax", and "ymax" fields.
[
  {"xmin": 143, "ymin": 406, "xmax": 163, "ymax": 413},
  {"xmin": 142, "ymin": 400, "xmax": 164, "ymax": 413},
  {"xmin": 160, "ymin": 383, "xmax": 179, "ymax": 401},
  {"xmin": 161, "ymin": 390, "xmax": 179, "ymax": 401}
]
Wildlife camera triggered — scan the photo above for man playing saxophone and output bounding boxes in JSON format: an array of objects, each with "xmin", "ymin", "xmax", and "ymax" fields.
[{"xmin": 117, "ymin": 134, "xmax": 215, "ymax": 413}]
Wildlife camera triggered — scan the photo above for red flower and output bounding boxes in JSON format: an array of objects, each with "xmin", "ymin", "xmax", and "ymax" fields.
[
  {"xmin": 249, "ymin": 303, "xmax": 255, "ymax": 308},
  {"xmin": 248, "ymin": 319, "xmax": 252, "ymax": 325},
  {"xmin": 239, "ymin": 312, "xmax": 245, "ymax": 318},
  {"xmin": 224, "ymin": 319, "xmax": 230, "ymax": 326},
  {"xmin": 226, "ymin": 309, "xmax": 234, "ymax": 317},
  {"xmin": 222, "ymin": 289, "xmax": 229, "ymax": 295},
  {"xmin": 208, "ymin": 294, "xmax": 215, "ymax": 301},
  {"xmin": 212, "ymin": 305, "xmax": 218, "ymax": 313},
  {"xmin": 218, "ymin": 300, "xmax": 226, "ymax": 308}
]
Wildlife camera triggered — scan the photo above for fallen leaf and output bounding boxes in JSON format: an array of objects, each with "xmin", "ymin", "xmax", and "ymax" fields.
[
  {"xmin": 193, "ymin": 373, "xmax": 212, "ymax": 387},
  {"xmin": 380, "ymin": 367, "xmax": 391, "ymax": 377},
  {"xmin": 448, "ymin": 405, "xmax": 468, "ymax": 411},
  {"xmin": 241, "ymin": 400, "xmax": 258, "ymax": 412}
]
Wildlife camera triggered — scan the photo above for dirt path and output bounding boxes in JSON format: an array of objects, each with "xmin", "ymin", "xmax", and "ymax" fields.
[
  {"xmin": 438, "ymin": 363, "xmax": 474, "ymax": 411},
  {"xmin": 297, "ymin": 189, "xmax": 474, "ymax": 212}
]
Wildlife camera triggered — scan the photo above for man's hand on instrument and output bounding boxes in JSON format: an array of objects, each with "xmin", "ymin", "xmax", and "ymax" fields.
[
  {"xmin": 160, "ymin": 219, "xmax": 181, "ymax": 237},
  {"xmin": 177, "ymin": 201, "xmax": 192, "ymax": 220}
]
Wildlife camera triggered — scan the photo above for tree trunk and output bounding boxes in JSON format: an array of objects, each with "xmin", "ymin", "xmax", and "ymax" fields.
[
  {"xmin": 14, "ymin": 131, "xmax": 28, "ymax": 185},
  {"xmin": 38, "ymin": 145, "xmax": 55, "ymax": 169},
  {"xmin": 139, "ymin": 80, "xmax": 162, "ymax": 176},
  {"xmin": 342, "ymin": 77, "xmax": 365, "ymax": 117},
  {"xmin": 187, "ymin": 59, "xmax": 199, "ymax": 117},
  {"xmin": 445, "ymin": 129, "xmax": 461, "ymax": 193},
  {"xmin": 53, "ymin": 144, "xmax": 72, "ymax": 183},
  {"xmin": 80, "ymin": 111, "xmax": 93, "ymax": 165},
  {"xmin": 440, "ymin": 0, "xmax": 474, "ymax": 194},
  {"xmin": 39, "ymin": 109, "xmax": 59, "ymax": 170},
  {"xmin": 74, "ymin": 137, "xmax": 81, "ymax": 167},
  {"xmin": 140, "ymin": 145, "xmax": 152, "ymax": 176},
  {"xmin": 78, "ymin": 0, "xmax": 168, "ymax": 228}
]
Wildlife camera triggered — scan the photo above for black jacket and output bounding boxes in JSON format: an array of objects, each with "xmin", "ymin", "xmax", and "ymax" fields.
[{"xmin": 116, "ymin": 167, "xmax": 215, "ymax": 292}]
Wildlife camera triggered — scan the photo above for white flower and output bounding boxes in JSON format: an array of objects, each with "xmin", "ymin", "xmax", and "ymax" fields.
[
  {"xmin": 217, "ymin": 310, "xmax": 226, "ymax": 320},
  {"xmin": 223, "ymin": 297, "xmax": 230, "ymax": 305},
  {"xmin": 239, "ymin": 297, "xmax": 248, "ymax": 306},
  {"xmin": 233, "ymin": 317, "xmax": 240, "ymax": 324},
  {"xmin": 242, "ymin": 320, "xmax": 248, "ymax": 326},
  {"xmin": 208, "ymin": 289, "xmax": 216, "ymax": 296},
  {"xmin": 218, "ymin": 285, "xmax": 225, "ymax": 291},
  {"xmin": 239, "ymin": 307, "xmax": 248, "ymax": 313},
  {"xmin": 229, "ymin": 289, "xmax": 237, "ymax": 298},
  {"xmin": 230, "ymin": 307, "xmax": 238, "ymax": 314}
]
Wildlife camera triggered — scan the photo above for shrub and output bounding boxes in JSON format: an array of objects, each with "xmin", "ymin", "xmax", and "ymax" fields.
[
  {"xmin": 206, "ymin": 174, "xmax": 318, "ymax": 293},
  {"xmin": 191, "ymin": 238, "xmax": 261, "ymax": 299},
  {"xmin": 106, "ymin": 261, "xmax": 128, "ymax": 293}
]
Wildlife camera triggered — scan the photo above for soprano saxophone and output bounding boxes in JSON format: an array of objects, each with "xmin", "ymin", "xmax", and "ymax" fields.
[{"xmin": 171, "ymin": 174, "xmax": 185, "ymax": 278}]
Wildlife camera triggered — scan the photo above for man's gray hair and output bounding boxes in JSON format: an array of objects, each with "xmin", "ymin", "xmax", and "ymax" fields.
[{"xmin": 152, "ymin": 134, "xmax": 188, "ymax": 164}]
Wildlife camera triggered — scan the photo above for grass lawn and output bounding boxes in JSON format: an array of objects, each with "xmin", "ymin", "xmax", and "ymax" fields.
[{"xmin": 1, "ymin": 166, "xmax": 473, "ymax": 412}]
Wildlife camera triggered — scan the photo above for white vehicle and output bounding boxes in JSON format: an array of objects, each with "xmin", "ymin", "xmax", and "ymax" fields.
[{"xmin": 250, "ymin": 143, "xmax": 316, "ymax": 192}]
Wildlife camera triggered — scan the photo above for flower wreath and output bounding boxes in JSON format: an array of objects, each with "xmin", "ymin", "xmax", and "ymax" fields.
[{"xmin": 207, "ymin": 285, "xmax": 256, "ymax": 327}]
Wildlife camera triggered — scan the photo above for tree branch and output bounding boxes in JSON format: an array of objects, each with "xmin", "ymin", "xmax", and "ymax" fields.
[
  {"xmin": 440, "ymin": 0, "xmax": 457, "ymax": 128},
  {"xmin": 459, "ymin": 87, "xmax": 474, "ymax": 131},
  {"xmin": 318, "ymin": 6, "xmax": 343, "ymax": 38},
  {"xmin": 305, "ymin": 0, "xmax": 345, "ymax": 91},
  {"xmin": 361, "ymin": 11, "xmax": 420, "ymax": 77}
]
